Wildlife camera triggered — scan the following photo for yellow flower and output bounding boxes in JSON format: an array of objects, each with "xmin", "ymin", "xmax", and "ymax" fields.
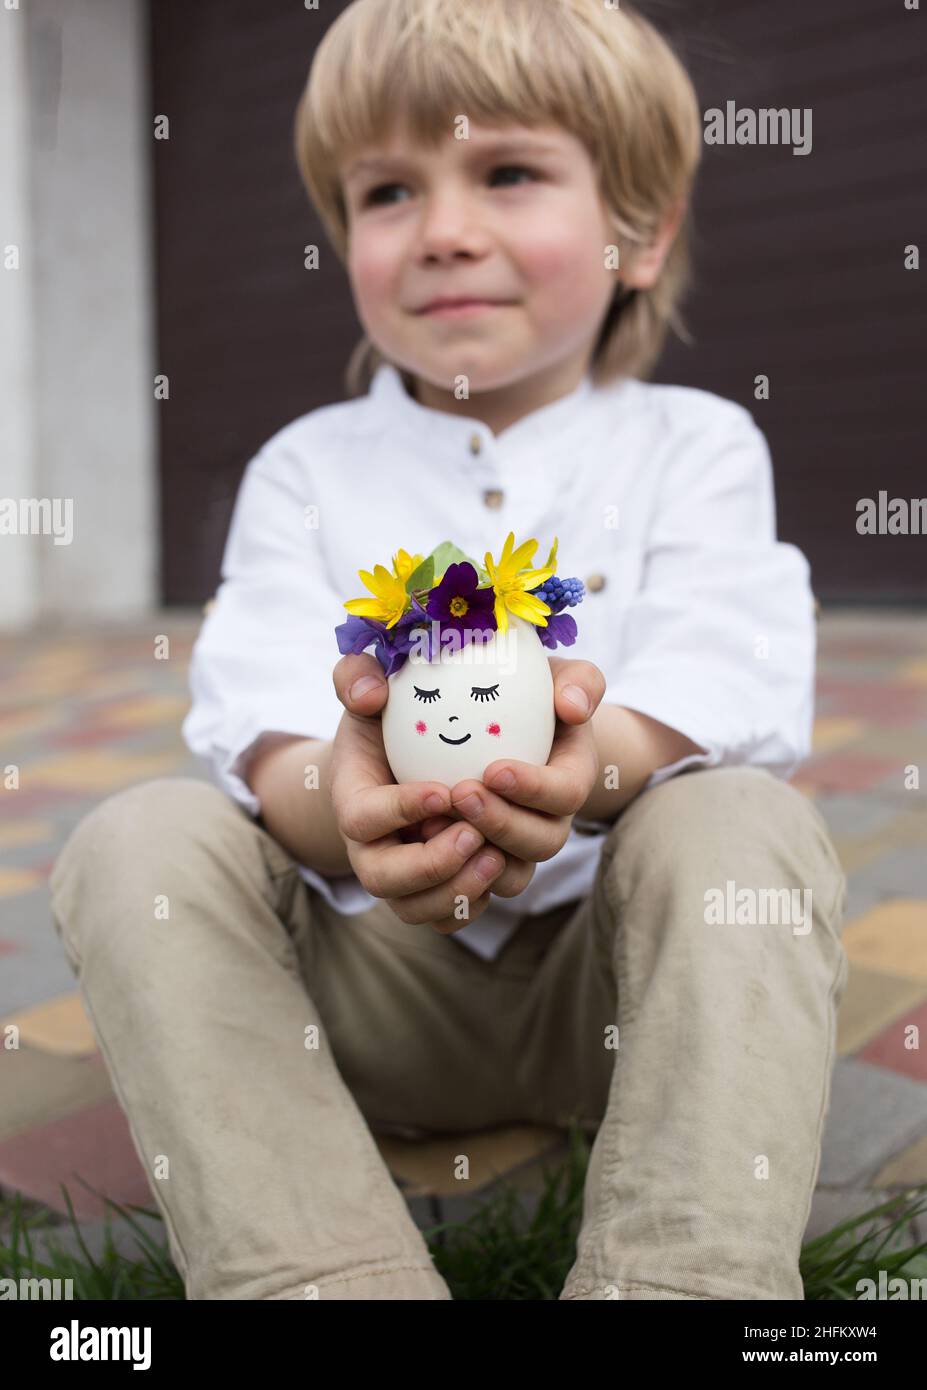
[
  {"xmin": 391, "ymin": 548, "xmax": 425, "ymax": 586},
  {"xmin": 343, "ymin": 547, "xmax": 426, "ymax": 629},
  {"xmin": 484, "ymin": 531, "xmax": 556, "ymax": 635},
  {"xmin": 343, "ymin": 565, "xmax": 410, "ymax": 629}
]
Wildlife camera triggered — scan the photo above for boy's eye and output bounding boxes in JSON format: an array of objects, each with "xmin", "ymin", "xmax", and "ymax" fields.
[
  {"xmin": 470, "ymin": 685, "xmax": 500, "ymax": 702},
  {"xmin": 489, "ymin": 164, "xmax": 539, "ymax": 189},
  {"xmin": 360, "ymin": 165, "xmax": 539, "ymax": 208},
  {"xmin": 413, "ymin": 686, "xmax": 441, "ymax": 703},
  {"xmin": 363, "ymin": 181, "xmax": 408, "ymax": 208}
]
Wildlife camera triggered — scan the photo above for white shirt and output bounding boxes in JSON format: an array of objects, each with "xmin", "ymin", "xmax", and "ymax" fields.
[{"xmin": 182, "ymin": 362, "xmax": 815, "ymax": 960}]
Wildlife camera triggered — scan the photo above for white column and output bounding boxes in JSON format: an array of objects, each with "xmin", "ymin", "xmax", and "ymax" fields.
[
  {"xmin": 0, "ymin": 1, "xmax": 38, "ymax": 627},
  {"xmin": 0, "ymin": 0, "xmax": 157, "ymax": 630}
]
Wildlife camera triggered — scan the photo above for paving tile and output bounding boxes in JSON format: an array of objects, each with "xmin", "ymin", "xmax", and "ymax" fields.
[
  {"xmin": 860, "ymin": 849, "xmax": 927, "ymax": 900},
  {"xmin": 898, "ymin": 659, "xmax": 927, "ymax": 687},
  {"xmin": 814, "ymin": 792, "xmax": 905, "ymax": 841},
  {"xmin": 815, "ymin": 679, "xmax": 927, "ymax": 725},
  {"xmin": 856, "ymin": 806, "xmax": 927, "ymax": 847},
  {"xmin": 0, "ymin": 1096, "xmax": 152, "ymax": 1220},
  {"xmin": 820, "ymin": 635, "xmax": 922, "ymax": 663},
  {"xmin": 841, "ymin": 900, "xmax": 927, "ymax": 983},
  {"xmin": 373, "ymin": 1123, "xmax": 567, "ymax": 1198},
  {"xmin": 25, "ymin": 750, "xmax": 184, "ymax": 793},
  {"xmin": 0, "ymin": 820, "xmax": 56, "ymax": 849},
  {"xmin": 0, "ymin": 867, "xmax": 44, "ymax": 898},
  {"xmin": 46, "ymin": 723, "xmax": 148, "ymax": 751},
  {"xmin": 0, "ymin": 710, "xmax": 63, "ymax": 743},
  {"xmin": 833, "ymin": 808, "xmax": 927, "ymax": 882},
  {"xmin": 792, "ymin": 753, "xmax": 908, "ymax": 796},
  {"xmin": 843, "ymin": 876, "xmax": 886, "ymax": 923},
  {"xmin": 0, "ymin": 1044, "xmax": 114, "ymax": 1142},
  {"xmin": 817, "ymin": 1059, "xmax": 927, "ymax": 1187},
  {"xmin": 101, "ymin": 695, "xmax": 191, "ymax": 729},
  {"xmin": 836, "ymin": 966, "xmax": 927, "ymax": 1056},
  {"xmin": 811, "ymin": 718, "xmax": 865, "ymax": 755},
  {"xmin": 853, "ymin": 726, "xmax": 927, "ymax": 763},
  {"xmin": 1, "ymin": 991, "xmax": 98, "ymax": 1058},
  {"xmin": 0, "ymin": 787, "xmax": 101, "ymax": 820},
  {"xmin": 856, "ymin": 1000, "xmax": 927, "ymax": 1084},
  {"xmin": 872, "ymin": 1135, "xmax": 927, "ymax": 1188},
  {"xmin": 0, "ymin": 946, "xmax": 85, "ymax": 1019}
]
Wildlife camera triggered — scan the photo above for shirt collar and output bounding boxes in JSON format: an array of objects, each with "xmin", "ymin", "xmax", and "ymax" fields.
[{"xmin": 367, "ymin": 361, "xmax": 601, "ymax": 458}]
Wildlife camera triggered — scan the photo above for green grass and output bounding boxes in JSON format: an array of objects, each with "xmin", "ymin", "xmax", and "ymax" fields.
[{"xmin": 2, "ymin": 1125, "xmax": 926, "ymax": 1300}]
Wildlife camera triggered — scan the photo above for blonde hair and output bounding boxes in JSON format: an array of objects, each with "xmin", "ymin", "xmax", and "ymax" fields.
[{"xmin": 293, "ymin": 0, "xmax": 702, "ymax": 396}]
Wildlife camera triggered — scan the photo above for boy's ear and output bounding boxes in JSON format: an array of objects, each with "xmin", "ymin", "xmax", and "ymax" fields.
[{"xmin": 620, "ymin": 199, "xmax": 687, "ymax": 291}]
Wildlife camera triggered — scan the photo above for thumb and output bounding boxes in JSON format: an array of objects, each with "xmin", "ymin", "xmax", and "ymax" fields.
[{"xmin": 332, "ymin": 653, "xmax": 389, "ymax": 716}]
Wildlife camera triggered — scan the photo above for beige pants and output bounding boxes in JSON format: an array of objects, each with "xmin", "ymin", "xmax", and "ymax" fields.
[{"xmin": 48, "ymin": 766, "xmax": 848, "ymax": 1301}]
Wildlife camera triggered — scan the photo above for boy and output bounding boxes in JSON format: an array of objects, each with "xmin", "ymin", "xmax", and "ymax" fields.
[{"xmin": 50, "ymin": 0, "xmax": 848, "ymax": 1300}]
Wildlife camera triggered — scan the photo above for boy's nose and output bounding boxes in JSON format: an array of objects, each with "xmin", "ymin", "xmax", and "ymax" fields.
[{"xmin": 417, "ymin": 192, "xmax": 488, "ymax": 259}]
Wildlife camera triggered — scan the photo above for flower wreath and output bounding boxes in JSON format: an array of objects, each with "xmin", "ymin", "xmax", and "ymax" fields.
[{"xmin": 334, "ymin": 531, "xmax": 585, "ymax": 677}]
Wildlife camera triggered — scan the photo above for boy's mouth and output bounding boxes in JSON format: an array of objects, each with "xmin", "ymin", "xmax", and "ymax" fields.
[
  {"xmin": 439, "ymin": 732, "xmax": 472, "ymax": 744},
  {"xmin": 417, "ymin": 297, "xmax": 512, "ymax": 316}
]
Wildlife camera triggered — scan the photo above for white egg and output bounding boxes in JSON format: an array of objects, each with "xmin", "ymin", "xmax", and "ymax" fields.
[{"xmin": 381, "ymin": 614, "xmax": 555, "ymax": 786}]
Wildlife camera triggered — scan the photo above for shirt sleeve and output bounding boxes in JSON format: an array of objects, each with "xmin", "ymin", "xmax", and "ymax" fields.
[
  {"xmin": 605, "ymin": 402, "xmax": 816, "ymax": 788},
  {"xmin": 181, "ymin": 439, "xmax": 379, "ymax": 916},
  {"xmin": 181, "ymin": 437, "xmax": 347, "ymax": 818}
]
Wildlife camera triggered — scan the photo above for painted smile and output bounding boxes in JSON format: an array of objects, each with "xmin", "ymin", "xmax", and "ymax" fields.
[{"xmin": 438, "ymin": 732, "xmax": 472, "ymax": 745}]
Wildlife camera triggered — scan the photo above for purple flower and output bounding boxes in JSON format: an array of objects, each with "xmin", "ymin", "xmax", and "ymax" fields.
[
  {"xmin": 334, "ymin": 595, "xmax": 434, "ymax": 677},
  {"xmin": 528, "ymin": 574, "xmax": 583, "ymax": 651},
  {"xmin": 537, "ymin": 611, "xmax": 578, "ymax": 651},
  {"xmin": 425, "ymin": 562, "xmax": 496, "ymax": 648}
]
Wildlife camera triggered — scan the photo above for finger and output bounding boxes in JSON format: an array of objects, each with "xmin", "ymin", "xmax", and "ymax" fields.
[
  {"xmin": 548, "ymin": 657, "xmax": 607, "ymax": 725},
  {"xmin": 419, "ymin": 815, "xmax": 455, "ymax": 840},
  {"xmin": 400, "ymin": 814, "xmax": 455, "ymax": 843},
  {"xmin": 332, "ymin": 652, "xmax": 389, "ymax": 717},
  {"xmin": 335, "ymin": 776, "xmax": 453, "ymax": 844},
  {"xmin": 385, "ymin": 841, "xmax": 508, "ymax": 925},
  {"xmin": 420, "ymin": 808, "xmax": 533, "ymax": 897},
  {"xmin": 481, "ymin": 721, "xmax": 598, "ymax": 817},
  {"xmin": 429, "ymin": 889, "xmax": 494, "ymax": 935},
  {"xmin": 448, "ymin": 779, "xmax": 567, "ymax": 862},
  {"xmin": 331, "ymin": 715, "xmax": 453, "ymax": 841},
  {"xmin": 358, "ymin": 820, "xmax": 491, "ymax": 901},
  {"xmin": 489, "ymin": 854, "xmax": 536, "ymax": 899}
]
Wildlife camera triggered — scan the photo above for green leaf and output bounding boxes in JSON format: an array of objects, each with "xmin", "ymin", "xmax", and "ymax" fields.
[
  {"xmin": 406, "ymin": 556, "xmax": 434, "ymax": 594},
  {"xmin": 427, "ymin": 540, "xmax": 473, "ymax": 579}
]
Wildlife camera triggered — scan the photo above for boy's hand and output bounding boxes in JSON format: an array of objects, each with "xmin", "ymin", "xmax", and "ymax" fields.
[
  {"xmin": 330, "ymin": 653, "xmax": 524, "ymax": 933},
  {"xmin": 433, "ymin": 657, "xmax": 607, "ymax": 870},
  {"xmin": 331, "ymin": 652, "xmax": 605, "ymax": 913}
]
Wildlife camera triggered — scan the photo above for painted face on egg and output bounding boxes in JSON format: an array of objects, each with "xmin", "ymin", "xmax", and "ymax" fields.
[{"xmin": 381, "ymin": 615, "xmax": 556, "ymax": 786}]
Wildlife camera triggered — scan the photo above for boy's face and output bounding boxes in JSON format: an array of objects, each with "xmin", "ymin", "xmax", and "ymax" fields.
[{"xmin": 339, "ymin": 119, "xmax": 623, "ymax": 409}]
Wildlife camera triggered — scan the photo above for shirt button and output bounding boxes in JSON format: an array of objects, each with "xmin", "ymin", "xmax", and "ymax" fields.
[
  {"xmin": 483, "ymin": 488, "xmax": 505, "ymax": 510},
  {"xmin": 586, "ymin": 572, "xmax": 606, "ymax": 592},
  {"xmin": 469, "ymin": 432, "xmax": 483, "ymax": 455}
]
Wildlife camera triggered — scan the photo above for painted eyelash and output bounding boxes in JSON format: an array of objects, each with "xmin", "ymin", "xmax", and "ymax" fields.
[
  {"xmin": 471, "ymin": 685, "xmax": 500, "ymax": 702},
  {"xmin": 413, "ymin": 687, "xmax": 441, "ymax": 703}
]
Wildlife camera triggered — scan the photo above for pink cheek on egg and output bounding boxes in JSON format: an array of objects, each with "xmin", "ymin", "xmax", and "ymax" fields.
[
  {"xmin": 487, "ymin": 722, "xmax": 502, "ymax": 737},
  {"xmin": 415, "ymin": 720, "xmax": 427, "ymax": 735}
]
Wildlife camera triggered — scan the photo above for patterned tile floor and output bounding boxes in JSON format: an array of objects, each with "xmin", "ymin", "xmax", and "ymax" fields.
[{"xmin": 1, "ymin": 608, "xmax": 926, "ymax": 1261}]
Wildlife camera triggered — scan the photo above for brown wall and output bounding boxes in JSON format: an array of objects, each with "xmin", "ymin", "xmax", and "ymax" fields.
[{"xmin": 151, "ymin": 0, "xmax": 927, "ymax": 604}]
